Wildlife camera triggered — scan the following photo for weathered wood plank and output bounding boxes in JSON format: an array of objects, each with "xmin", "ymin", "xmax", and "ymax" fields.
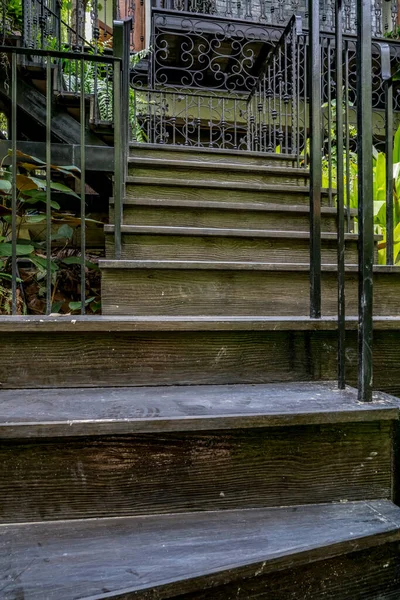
[
  {"xmin": 125, "ymin": 182, "xmax": 315, "ymax": 205},
  {"xmin": 111, "ymin": 201, "xmax": 340, "ymax": 232},
  {"xmin": 1, "ymin": 501, "xmax": 400, "ymax": 599},
  {"xmin": 174, "ymin": 541, "xmax": 400, "ymax": 600},
  {"xmin": 100, "ymin": 267, "xmax": 400, "ymax": 317},
  {"xmin": 2, "ymin": 328, "xmax": 400, "ymax": 391},
  {"xmin": 0, "ymin": 422, "xmax": 392, "ymax": 522},
  {"xmin": 104, "ymin": 230, "xmax": 360, "ymax": 263},
  {"xmin": 128, "ymin": 164, "xmax": 309, "ymax": 186},
  {"xmin": 129, "ymin": 142, "xmax": 297, "ymax": 166},
  {"xmin": 1, "ymin": 382, "xmax": 397, "ymax": 439}
]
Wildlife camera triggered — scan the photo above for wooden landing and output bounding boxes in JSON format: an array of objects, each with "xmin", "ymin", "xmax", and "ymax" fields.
[
  {"xmin": 1, "ymin": 501, "xmax": 400, "ymax": 600},
  {"xmin": 0, "ymin": 382, "xmax": 398, "ymax": 438}
]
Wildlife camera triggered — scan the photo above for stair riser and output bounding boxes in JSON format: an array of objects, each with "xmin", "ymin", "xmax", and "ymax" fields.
[
  {"xmin": 1, "ymin": 329, "xmax": 397, "ymax": 392},
  {"xmin": 129, "ymin": 146, "xmax": 296, "ymax": 167},
  {"xmin": 174, "ymin": 542, "xmax": 400, "ymax": 600},
  {"xmin": 105, "ymin": 234, "xmax": 360, "ymax": 264},
  {"xmin": 101, "ymin": 269, "xmax": 397, "ymax": 317},
  {"xmin": 128, "ymin": 166, "xmax": 309, "ymax": 187},
  {"xmin": 110, "ymin": 205, "xmax": 340, "ymax": 232},
  {"xmin": 125, "ymin": 184, "xmax": 325, "ymax": 206},
  {"xmin": 0, "ymin": 422, "xmax": 391, "ymax": 523}
]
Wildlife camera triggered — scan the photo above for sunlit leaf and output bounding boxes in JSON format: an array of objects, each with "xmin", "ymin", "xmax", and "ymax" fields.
[{"xmin": 0, "ymin": 242, "xmax": 35, "ymax": 257}]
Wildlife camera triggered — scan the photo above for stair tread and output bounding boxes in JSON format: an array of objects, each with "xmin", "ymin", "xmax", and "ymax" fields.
[
  {"xmin": 3, "ymin": 315, "xmax": 400, "ymax": 331},
  {"xmin": 0, "ymin": 382, "xmax": 398, "ymax": 439},
  {"xmin": 130, "ymin": 141, "xmax": 297, "ymax": 161},
  {"xmin": 127, "ymin": 176, "xmax": 316, "ymax": 192},
  {"xmin": 128, "ymin": 156, "xmax": 310, "ymax": 176},
  {"xmin": 104, "ymin": 225, "xmax": 365, "ymax": 241},
  {"xmin": 2, "ymin": 501, "xmax": 400, "ymax": 599},
  {"xmin": 99, "ymin": 259, "xmax": 400, "ymax": 272},
  {"xmin": 110, "ymin": 197, "xmax": 355, "ymax": 214}
]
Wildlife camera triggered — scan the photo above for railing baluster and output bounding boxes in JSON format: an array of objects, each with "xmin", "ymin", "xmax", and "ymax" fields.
[
  {"xmin": 80, "ymin": 58, "xmax": 86, "ymax": 315},
  {"xmin": 309, "ymin": 0, "xmax": 322, "ymax": 318},
  {"xmin": 11, "ymin": 52, "xmax": 17, "ymax": 315},
  {"xmin": 46, "ymin": 56, "xmax": 52, "ymax": 315},
  {"xmin": 356, "ymin": 0, "xmax": 374, "ymax": 402},
  {"xmin": 381, "ymin": 43, "xmax": 394, "ymax": 266},
  {"xmin": 336, "ymin": 0, "xmax": 346, "ymax": 389}
]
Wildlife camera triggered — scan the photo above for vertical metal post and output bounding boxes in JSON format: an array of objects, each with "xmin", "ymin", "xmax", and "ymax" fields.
[
  {"xmin": 357, "ymin": 0, "xmax": 374, "ymax": 402},
  {"xmin": 336, "ymin": 0, "xmax": 346, "ymax": 389},
  {"xmin": 80, "ymin": 58, "xmax": 86, "ymax": 314},
  {"xmin": 381, "ymin": 44, "xmax": 394, "ymax": 266},
  {"xmin": 11, "ymin": 53, "xmax": 17, "ymax": 315},
  {"xmin": 46, "ymin": 57, "xmax": 52, "ymax": 315},
  {"xmin": 113, "ymin": 18, "xmax": 132, "ymax": 260},
  {"xmin": 309, "ymin": 0, "xmax": 322, "ymax": 318}
]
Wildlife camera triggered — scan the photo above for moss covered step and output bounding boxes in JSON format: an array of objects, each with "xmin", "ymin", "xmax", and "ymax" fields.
[
  {"xmin": 99, "ymin": 262, "xmax": 400, "ymax": 317},
  {"xmin": 104, "ymin": 226, "xmax": 369, "ymax": 264}
]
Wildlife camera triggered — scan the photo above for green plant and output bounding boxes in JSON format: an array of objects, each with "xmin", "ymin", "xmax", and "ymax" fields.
[{"xmin": 0, "ymin": 150, "xmax": 101, "ymax": 314}]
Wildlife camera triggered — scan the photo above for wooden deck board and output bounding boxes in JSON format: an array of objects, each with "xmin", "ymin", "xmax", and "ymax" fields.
[
  {"xmin": 1, "ymin": 501, "xmax": 400, "ymax": 600},
  {"xmin": 0, "ymin": 382, "xmax": 398, "ymax": 438}
]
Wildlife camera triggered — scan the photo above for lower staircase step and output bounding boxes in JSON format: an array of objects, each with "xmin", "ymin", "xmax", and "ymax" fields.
[
  {"xmin": 1, "ymin": 381, "xmax": 398, "ymax": 438},
  {"xmin": 1, "ymin": 501, "xmax": 400, "ymax": 599},
  {"xmin": 0, "ymin": 382, "xmax": 397, "ymax": 523}
]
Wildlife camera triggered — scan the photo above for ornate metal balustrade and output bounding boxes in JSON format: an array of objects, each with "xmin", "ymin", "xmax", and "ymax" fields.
[{"xmin": 152, "ymin": 0, "xmax": 400, "ymax": 38}]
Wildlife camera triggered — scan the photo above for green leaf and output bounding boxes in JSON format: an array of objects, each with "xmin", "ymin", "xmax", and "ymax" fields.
[
  {"xmin": 61, "ymin": 256, "xmax": 98, "ymax": 269},
  {"xmin": 394, "ymin": 125, "xmax": 400, "ymax": 164},
  {"xmin": 50, "ymin": 182, "xmax": 79, "ymax": 197},
  {"xmin": 69, "ymin": 296, "xmax": 95, "ymax": 311},
  {"xmin": 27, "ymin": 255, "xmax": 58, "ymax": 273},
  {"xmin": 24, "ymin": 215, "xmax": 47, "ymax": 223},
  {"xmin": 51, "ymin": 300, "xmax": 64, "ymax": 313},
  {"xmin": 0, "ymin": 179, "xmax": 11, "ymax": 193},
  {"xmin": 0, "ymin": 272, "xmax": 22, "ymax": 282},
  {"xmin": 0, "ymin": 242, "xmax": 35, "ymax": 257},
  {"xmin": 56, "ymin": 224, "xmax": 74, "ymax": 239}
]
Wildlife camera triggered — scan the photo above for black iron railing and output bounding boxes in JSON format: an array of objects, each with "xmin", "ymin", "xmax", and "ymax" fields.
[
  {"xmin": 152, "ymin": 0, "xmax": 399, "ymax": 38},
  {"xmin": 0, "ymin": 21, "xmax": 131, "ymax": 315},
  {"xmin": 246, "ymin": 15, "xmax": 307, "ymax": 161}
]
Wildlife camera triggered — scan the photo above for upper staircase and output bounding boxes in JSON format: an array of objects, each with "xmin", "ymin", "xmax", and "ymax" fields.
[{"xmin": 2, "ymin": 143, "xmax": 400, "ymax": 599}]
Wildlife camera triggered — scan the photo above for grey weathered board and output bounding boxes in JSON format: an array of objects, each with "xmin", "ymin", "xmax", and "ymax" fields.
[
  {"xmin": 1, "ymin": 501, "xmax": 400, "ymax": 600},
  {"xmin": 100, "ymin": 263, "xmax": 400, "ymax": 317},
  {"xmin": 3, "ymin": 327, "xmax": 400, "ymax": 391},
  {"xmin": 111, "ymin": 201, "xmax": 341, "ymax": 232},
  {"xmin": 0, "ymin": 422, "xmax": 392, "ymax": 521},
  {"xmin": 173, "ymin": 542, "xmax": 400, "ymax": 600},
  {"xmin": 0, "ymin": 381, "xmax": 398, "ymax": 438},
  {"xmin": 104, "ymin": 228, "xmax": 363, "ymax": 264}
]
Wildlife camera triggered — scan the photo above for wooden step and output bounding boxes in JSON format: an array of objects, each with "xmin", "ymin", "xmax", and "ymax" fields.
[
  {"xmin": 99, "ymin": 262, "xmax": 400, "ymax": 317},
  {"xmin": 1, "ymin": 316, "xmax": 400, "ymax": 390},
  {"xmin": 2, "ymin": 381, "xmax": 397, "ymax": 439},
  {"xmin": 2, "ymin": 501, "xmax": 400, "ymax": 598},
  {"xmin": 104, "ymin": 226, "xmax": 367, "ymax": 263},
  {"xmin": 110, "ymin": 198, "xmax": 349, "ymax": 232},
  {"xmin": 129, "ymin": 142, "xmax": 299, "ymax": 167},
  {"xmin": 125, "ymin": 178, "xmax": 332, "ymax": 206},
  {"xmin": 0, "ymin": 382, "xmax": 396, "ymax": 522},
  {"xmin": 127, "ymin": 157, "xmax": 309, "ymax": 186}
]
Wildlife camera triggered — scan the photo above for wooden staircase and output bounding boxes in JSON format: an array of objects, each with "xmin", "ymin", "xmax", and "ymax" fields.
[{"xmin": 2, "ymin": 144, "xmax": 400, "ymax": 598}]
